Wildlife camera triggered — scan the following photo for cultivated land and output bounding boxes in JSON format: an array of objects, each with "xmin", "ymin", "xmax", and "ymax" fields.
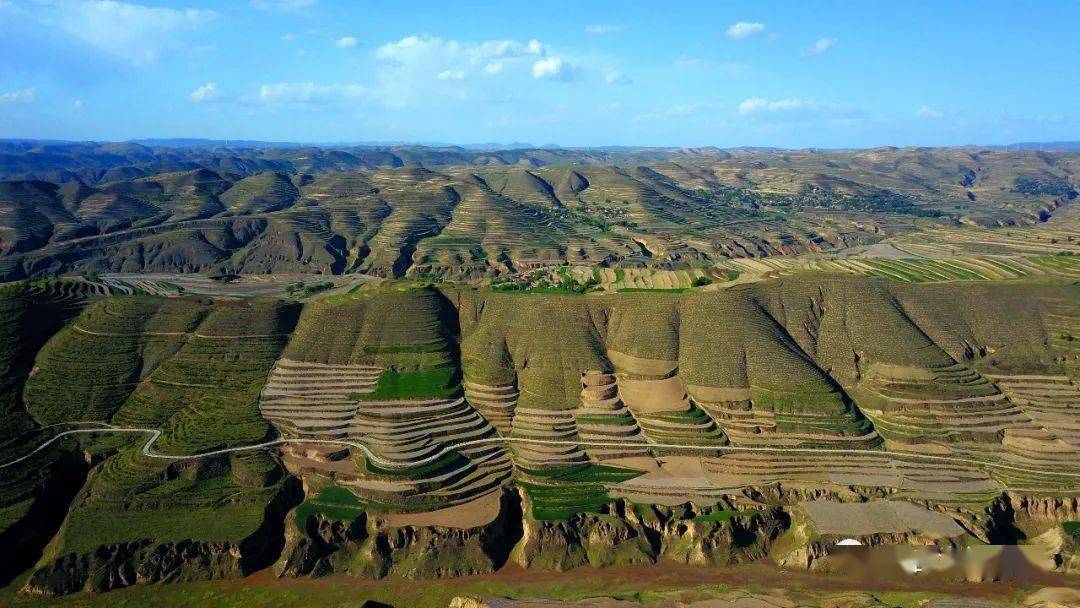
[{"xmin": 0, "ymin": 144, "xmax": 1077, "ymax": 606}]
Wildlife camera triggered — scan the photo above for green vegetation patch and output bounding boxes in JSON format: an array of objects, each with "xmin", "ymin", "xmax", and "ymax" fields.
[
  {"xmin": 1064, "ymin": 521, "xmax": 1080, "ymax": 538},
  {"xmin": 294, "ymin": 485, "xmax": 365, "ymax": 529},
  {"xmin": 520, "ymin": 463, "xmax": 643, "ymax": 484},
  {"xmin": 575, "ymin": 414, "xmax": 635, "ymax": 425},
  {"xmin": 692, "ymin": 509, "xmax": 763, "ymax": 523},
  {"xmin": 518, "ymin": 481, "xmax": 613, "ymax": 521},
  {"xmin": 365, "ymin": 450, "xmax": 466, "ymax": 478},
  {"xmin": 62, "ymin": 502, "xmax": 269, "ymax": 555},
  {"xmin": 286, "ymin": 281, "xmax": 335, "ymax": 298},
  {"xmin": 351, "ymin": 367, "xmax": 458, "ymax": 400},
  {"xmin": 517, "ymin": 463, "xmax": 643, "ymax": 520}
]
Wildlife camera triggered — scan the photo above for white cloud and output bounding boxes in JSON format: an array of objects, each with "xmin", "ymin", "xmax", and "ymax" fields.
[
  {"xmin": 371, "ymin": 35, "xmax": 550, "ymax": 104},
  {"xmin": 437, "ymin": 69, "xmax": 465, "ymax": 81},
  {"xmin": 532, "ymin": 56, "xmax": 575, "ymax": 80},
  {"xmin": 0, "ymin": 88, "xmax": 35, "ymax": 103},
  {"xmin": 804, "ymin": 37, "xmax": 838, "ymax": 56},
  {"xmin": 375, "ymin": 35, "xmax": 546, "ymax": 66},
  {"xmin": 584, "ymin": 24, "xmax": 623, "ymax": 35},
  {"xmin": 72, "ymin": 99, "xmax": 85, "ymax": 109},
  {"xmin": 281, "ymin": 33, "xmax": 295, "ymax": 41},
  {"xmin": 739, "ymin": 97, "xmax": 817, "ymax": 115},
  {"xmin": 50, "ymin": 1, "xmax": 216, "ymax": 65},
  {"xmin": 726, "ymin": 22, "xmax": 765, "ymax": 39},
  {"xmin": 251, "ymin": 0, "xmax": 317, "ymax": 11},
  {"xmin": 188, "ymin": 82, "xmax": 220, "ymax": 102},
  {"xmin": 335, "ymin": 36, "xmax": 358, "ymax": 48},
  {"xmin": 916, "ymin": 105, "xmax": 945, "ymax": 118},
  {"xmin": 257, "ymin": 82, "xmax": 367, "ymax": 104},
  {"xmin": 605, "ymin": 70, "xmax": 631, "ymax": 85},
  {"xmin": 633, "ymin": 102, "xmax": 726, "ymax": 122}
]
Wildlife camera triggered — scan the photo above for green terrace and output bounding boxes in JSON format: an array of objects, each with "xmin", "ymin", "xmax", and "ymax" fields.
[
  {"xmin": 517, "ymin": 463, "xmax": 644, "ymax": 520},
  {"xmin": 364, "ymin": 450, "xmax": 467, "ymax": 479},
  {"xmin": 350, "ymin": 367, "xmax": 459, "ymax": 401},
  {"xmin": 294, "ymin": 485, "xmax": 366, "ymax": 529}
]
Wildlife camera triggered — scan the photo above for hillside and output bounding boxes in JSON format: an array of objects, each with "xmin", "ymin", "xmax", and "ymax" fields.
[
  {"xmin": 0, "ymin": 276, "xmax": 1077, "ymax": 597},
  {"xmin": 0, "ymin": 146, "xmax": 1076, "ymax": 282}
]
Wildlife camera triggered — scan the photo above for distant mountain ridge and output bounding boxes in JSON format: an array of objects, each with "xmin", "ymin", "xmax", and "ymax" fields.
[{"xmin": 0, "ymin": 144, "xmax": 1075, "ymax": 281}]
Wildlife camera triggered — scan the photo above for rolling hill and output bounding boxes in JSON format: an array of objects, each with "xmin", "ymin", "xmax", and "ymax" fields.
[{"xmin": 0, "ymin": 146, "xmax": 1076, "ymax": 282}]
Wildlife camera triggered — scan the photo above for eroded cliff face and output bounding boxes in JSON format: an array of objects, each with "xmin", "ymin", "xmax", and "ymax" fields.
[
  {"xmin": 16, "ymin": 481, "xmax": 1080, "ymax": 597},
  {"xmin": 512, "ymin": 499, "xmax": 779, "ymax": 570},
  {"xmin": 1009, "ymin": 495, "xmax": 1080, "ymax": 525},
  {"xmin": 276, "ymin": 489, "xmax": 781, "ymax": 580},
  {"xmin": 20, "ymin": 481, "xmax": 300, "ymax": 597},
  {"xmin": 276, "ymin": 490, "xmax": 522, "ymax": 579},
  {"xmin": 21, "ymin": 540, "xmax": 247, "ymax": 596}
]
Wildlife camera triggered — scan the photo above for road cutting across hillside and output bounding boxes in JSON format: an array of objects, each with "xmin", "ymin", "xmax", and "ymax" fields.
[{"xmin": 4, "ymin": 422, "xmax": 1080, "ymax": 482}]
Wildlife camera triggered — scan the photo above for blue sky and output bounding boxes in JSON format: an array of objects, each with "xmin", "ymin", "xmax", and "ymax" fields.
[{"xmin": 1, "ymin": 0, "xmax": 1078, "ymax": 147}]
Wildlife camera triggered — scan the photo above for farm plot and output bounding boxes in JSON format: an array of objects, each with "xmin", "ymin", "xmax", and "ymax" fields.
[
  {"xmin": 517, "ymin": 462, "xmax": 643, "ymax": 520},
  {"xmin": 713, "ymin": 254, "xmax": 1070, "ymax": 286},
  {"xmin": 856, "ymin": 363, "xmax": 1026, "ymax": 442},
  {"xmin": 259, "ymin": 359, "xmax": 381, "ymax": 438},
  {"xmin": 854, "ymin": 364, "xmax": 1080, "ymax": 489},
  {"xmin": 701, "ymin": 452, "xmax": 1001, "ymax": 506},
  {"xmin": 987, "ymin": 375, "xmax": 1080, "ymax": 447},
  {"xmin": 463, "ymin": 380, "xmax": 518, "ymax": 434},
  {"xmin": 610, "ymin": 361, "xmax": 727, "ymax": 450},
  {"xmin": 23, "ymin": 296, "xmax": 210, "ymax": 424},
  {"xmin": 263, "ymin": 285, "xmax": 513, "ymax": 510},
  {"xmin": 573, "ymin": 371, "xmax": 649, "ymax": 459},
  {"xmin": 679, "ymin": 290, "xmax": 881, "ymax": 448},
  {"xmin": 799, "ymin": 499, "xmax": 965, "ymax": 539},
  {"xmin": 510, "ymin": 406, "xmax": 589, "ymax": 468},
  {"xmin": 0, "ymin": 283, "xmax": 89, "ymax": 553}
]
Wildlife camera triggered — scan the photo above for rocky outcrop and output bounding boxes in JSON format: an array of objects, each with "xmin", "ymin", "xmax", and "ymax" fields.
[
  {"xmin": 278, "ymin": 490, "xmax": 782, "ymax": 579},
  {"xmin": 277, "ymin": 489, "xmax": 523, "ymax": 579},
  {"xmin": 21, "ymin": 540, "xmax": 246, "ymax": 596},
  {"xmin": 20, "ymin": 479, "xmax": 300, "ymax": 597},
  {"xmin": 1008, "ymin": 495, "xmax": 1080, "ymax": 523},
  {"xmin": 513, "ymin": 501, "xmax": 779, "ymax": 570}
]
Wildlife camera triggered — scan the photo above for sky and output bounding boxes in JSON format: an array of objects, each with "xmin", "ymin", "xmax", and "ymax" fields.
[{"xmin": 1, "ymin": 0, "xmax": 1079, "ymax": 148}]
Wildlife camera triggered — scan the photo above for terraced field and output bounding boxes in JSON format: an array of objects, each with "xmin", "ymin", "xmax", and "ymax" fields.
[
  {"xmin": 0, "ymin": 273, "xmax": 1077, "ymax": 597},
  {"xmin": 267, "ymin": 285, "xmax": 513, "ymax": 511},
  {"xmin": 711, "ymin": 253, "xmax": 1080, "ymax": 286},
  {"xmin": 11, "ymin": 296, "xmax": 300, "ymax": 594}
]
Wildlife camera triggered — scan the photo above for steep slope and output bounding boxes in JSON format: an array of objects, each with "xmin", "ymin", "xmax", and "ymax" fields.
[{"xmin": 22, "ymin": 299, "xmax": 299, "ymax": 596}]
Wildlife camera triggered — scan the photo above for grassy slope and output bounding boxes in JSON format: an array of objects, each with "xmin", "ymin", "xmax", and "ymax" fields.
[
  {"xmin": 35, "ymin": 298, "xmax": 298, "ymax": 556},
  {"xmin": 0, "ymin": 285, "xmax": 85, "ymax": 539},
  {"xmin": 1, "ymin": 277, "xmax": 1077, "ymax": 564}
]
